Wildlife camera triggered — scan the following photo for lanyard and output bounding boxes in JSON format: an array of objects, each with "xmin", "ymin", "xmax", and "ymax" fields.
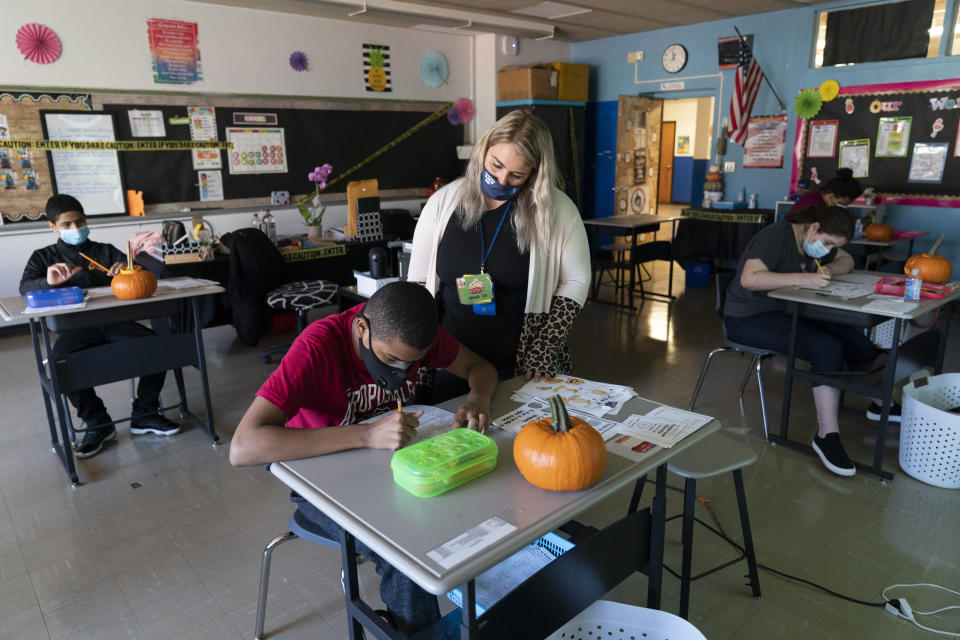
[{"xmin": 478, "ymin": 200, "xmax": 513, "ymax": 274}]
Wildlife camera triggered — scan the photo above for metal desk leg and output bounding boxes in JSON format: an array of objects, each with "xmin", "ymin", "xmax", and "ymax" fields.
[
  {"xmin": 667, "ymin": 220, "xmax": 676, "ymax": 300},
  {"xmin": 868, "ymin": 319, "xmax": 901, "ymax": 478},
  {"xmin": 185, "ymin": 298, "xmax": 219, "ymax": 443},
  {"xmin": 776, "ymin": 305, "xmax": 801, "ymax": 443},
  {"xmin": 646, "ymin": 464, "xmax": 668, "ymax": 609},
  {"xmin": 933, "ymin": 305, "xmax": 952, "ymax": 374},
  {"xmin": 589, "ymin": 227, "xmax": 600, "ymax": 301},
  {"xmin": 38, "ymin": 318, "xmax": 80, "ymax": 485},
  {"xmin": 29, "ymin": 319, "xmax": 59, "ymax": 450},
  {"xmin": 459, "ymin": 581, "xmax": 480, "ymax": 640}
]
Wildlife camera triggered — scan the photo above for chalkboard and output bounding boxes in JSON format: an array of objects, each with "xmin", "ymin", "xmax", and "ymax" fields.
[
  {"xmin": 791, "ymin": 78, "xmax": 960, "ymax": 207},
  {"xmin": 98, "ymin": 94, "xmax": 462, "ymax": 211},
  {"xmin": 41, "ymin": 111, "xmax": 127, "ymax": 216}
]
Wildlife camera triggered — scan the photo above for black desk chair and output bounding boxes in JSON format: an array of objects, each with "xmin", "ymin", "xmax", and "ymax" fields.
[
  {"xmin": 592, "ymin": 237, "xmax": 672, "ymax": 304},
  {"xmin": 261, "ymin": 279, "xmax": 338, "ymax": 363},
  {"xmin": 688, "ymin": 271, "xmax": 784, "ymax": 439}
]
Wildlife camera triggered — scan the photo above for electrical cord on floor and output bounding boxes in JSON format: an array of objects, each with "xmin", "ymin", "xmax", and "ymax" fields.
[{"xmin": 664, "ymin": 483, "xmax": 960, "ymax": 635}]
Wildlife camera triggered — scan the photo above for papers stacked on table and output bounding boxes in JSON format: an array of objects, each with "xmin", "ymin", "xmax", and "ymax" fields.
[
  {"xmin": 617, "ymin": 406, "xmax": 713, "ymax": 448},
  {"xmin": 510, "ymin": 375, "xmax": 637, "ymax": 418}
]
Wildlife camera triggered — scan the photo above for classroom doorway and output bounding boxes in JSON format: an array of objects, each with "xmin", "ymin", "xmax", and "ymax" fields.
[
  {"xmin": 614, "ymin": 95, "xmax": 663, "ymax": 216},
  {"xmin": 660, "ymin": 97, "xmax": 714, "ymax": 205},
  {"xmin": 658, "ymin": 121, "xmax": 676, "ymax": 203}
]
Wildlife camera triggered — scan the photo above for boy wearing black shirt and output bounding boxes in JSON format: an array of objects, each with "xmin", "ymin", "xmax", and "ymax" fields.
[{"xmin": 19, "ymin": 195, "xmax": 180, "ymax": 458}]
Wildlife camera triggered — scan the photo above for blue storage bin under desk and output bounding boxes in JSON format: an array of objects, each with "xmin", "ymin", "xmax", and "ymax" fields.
[
  {"xmin": 446, "ymin": 532, "xmax": 574, "ymax": 617},
  {"xmin": 685, "ymin": 262, "xmax": 711, "ymax": 288}
]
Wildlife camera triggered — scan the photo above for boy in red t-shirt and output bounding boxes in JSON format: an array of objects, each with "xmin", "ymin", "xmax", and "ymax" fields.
[{"xmin": 230, "ymin": 281, "xmax": 497, "ymax": 637}]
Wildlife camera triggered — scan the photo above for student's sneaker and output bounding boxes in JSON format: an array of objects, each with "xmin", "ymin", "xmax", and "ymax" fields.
[
  {"xmin": 866, "ymin": 401, "xmax": 902, "ymax": 423},
  {"xmin": 130, "ymin": 413, "xmax": 181, "ymax": 436},
  {"xmin": 812, "ymin": 433, "xmax": 856, "ymax": 477},
  {"xmin": 75, "ymin": 426, "xmax": 117, "ymax": 458}
]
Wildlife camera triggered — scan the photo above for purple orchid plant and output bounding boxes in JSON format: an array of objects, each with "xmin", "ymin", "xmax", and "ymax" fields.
[{"xmin": 298, "ymin": 164, "xmax": 333, "ymax": 226}]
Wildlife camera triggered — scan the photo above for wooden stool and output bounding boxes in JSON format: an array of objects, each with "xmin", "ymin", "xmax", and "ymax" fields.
[{"xmin": 628, "ymin": 432, "xmax": 761, "ymax": 619}]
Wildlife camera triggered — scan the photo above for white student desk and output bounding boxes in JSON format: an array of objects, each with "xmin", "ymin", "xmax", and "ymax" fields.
[
  {"xmin": 0, "ymin": 278, "xmax": 224, "ymax": 485},
  {"xmin": 270, "ymin": 377, "xmax": 721, "ymax": 640},
  {"xmin": 767, "ymin": 273, "xmax": 958, "ymax": 480}
]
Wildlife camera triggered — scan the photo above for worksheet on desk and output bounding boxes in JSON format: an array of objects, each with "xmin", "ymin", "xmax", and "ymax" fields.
[
  {"xmin": 802, "ymin": 281, "xmax": 876, "ymax": 299},
  {"xmin": 363, "ymin": 404, "xmax": 499, "ymax": 445}
]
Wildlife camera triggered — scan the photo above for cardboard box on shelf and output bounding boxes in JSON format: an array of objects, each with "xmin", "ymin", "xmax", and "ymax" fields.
[
  {"xmin": 547, "ymin": 62, "xmax": 589, "ymax": 102},
  {"xmin": 497, "ymin": 65, "xmax": 557, "ymax": 102}
]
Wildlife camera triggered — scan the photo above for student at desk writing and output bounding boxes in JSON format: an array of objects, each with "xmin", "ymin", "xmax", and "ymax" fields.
[
  {"xmin": 19, "ymin": 195, "xmax": 181, "ymax": 459},
  {"xmin": 724, "ymin": 206, "xmax": 888, "ymax": 477},
  {"xmin": 230, "ymin": 281, "xmax": 497, "ymax": 637}
]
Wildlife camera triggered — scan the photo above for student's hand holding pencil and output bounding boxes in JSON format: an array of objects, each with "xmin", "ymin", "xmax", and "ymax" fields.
[
  {"xmin": 46, "ymin": 262, "xmax": 81, "ymax": 285},
  {"xmin": 802, "ymin": 272, "xmax": 832, "ymax": 289}
]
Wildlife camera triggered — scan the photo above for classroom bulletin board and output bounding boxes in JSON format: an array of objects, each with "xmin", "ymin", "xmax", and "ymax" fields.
[
  {"xmin": 0, "ymin": 90, "xmax": 462, "ymax": 221},
  {"xmin": 790, "ymin": 78, "xmax": 960, "ymax": 207}
]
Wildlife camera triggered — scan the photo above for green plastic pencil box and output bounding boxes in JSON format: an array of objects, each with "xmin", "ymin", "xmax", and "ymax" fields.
[{"xmin": 390, "ymin": 428, "xmax": 498, "ymax": 497}]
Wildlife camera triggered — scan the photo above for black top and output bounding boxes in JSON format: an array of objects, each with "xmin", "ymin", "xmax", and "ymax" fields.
[
  {"xmin": 436, "ymin": 203, "xmax": 530, "ymax": 371},
  {"xmin": 19, "ymin": 238, "xmax": 125, "ymax": 295},
  {"xmin": 724, "ymin": 219, "xmax": 839, "ymax": 318}
]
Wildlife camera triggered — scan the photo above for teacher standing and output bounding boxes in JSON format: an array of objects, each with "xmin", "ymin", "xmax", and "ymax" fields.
[{"xmin": 409, "ymin": 110, "xmax": 590, "ymax": 400}]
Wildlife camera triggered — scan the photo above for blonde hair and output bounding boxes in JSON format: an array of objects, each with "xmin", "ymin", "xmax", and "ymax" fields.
[{"xmin": 455, "ymin": 110, "xmax": 556, "ymax": 251}]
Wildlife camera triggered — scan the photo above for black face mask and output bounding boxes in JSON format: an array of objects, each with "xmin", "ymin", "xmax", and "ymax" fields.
[{"xmin": 358, "ymin": 314, "xmax": 414, "ymax": 392}]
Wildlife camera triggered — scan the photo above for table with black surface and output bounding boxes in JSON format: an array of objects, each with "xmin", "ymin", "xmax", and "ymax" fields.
[
  {"xmin": 673, "ymin": 208, "xmax": 773, "ymax": 272},
  {"xmin": 0, "ymin": 279, "xmax": 224, "ymax": 485},
  {"xmin": 583, "ymin": 214, "xmax": 683, "ymax": 307}
]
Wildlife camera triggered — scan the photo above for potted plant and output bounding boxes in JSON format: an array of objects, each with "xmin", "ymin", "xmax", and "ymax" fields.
[{"xmin": 298, "ymin": 164, "xmax": 332, "ymax": 243}]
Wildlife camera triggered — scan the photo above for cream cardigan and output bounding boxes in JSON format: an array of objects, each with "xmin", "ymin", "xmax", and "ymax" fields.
[{"xmin": 408, "ymin": 179, "xmax": 591, "ymax": 314}]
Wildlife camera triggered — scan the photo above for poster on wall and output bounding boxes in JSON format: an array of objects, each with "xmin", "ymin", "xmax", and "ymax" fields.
[
  {"xmin": 743, "ymin": 115, "xmax": 787, "ymax": 168},
  {"xmin": 0, "ymin": 114, "xmax": 9, "ymax": 140},
  {"xmin": 908, "ymin": 142, "xmax": 948, "ymax": 183},
  {"xmin": 198, "ymin": 170, "xmax": 223, "ymax": 201},
  {"xmin": 188, "ymin": 106, "xmax": 221, "ymax": 170},
  {"xmin": 676, "ymin": 136, "xmax": 690, "ymax": 155},
  {"xmin": 838, "ymin": 139, "xmax": 870, "ymax": 178},
  {"xmin": 807, "ymin": 119, "xmax": 838, "ymax": 158},
  {"xmin": 147, "ymin": 18, "xmax": 203, "ymax": 85},
  {"xmin": 363, "ymin": 44, "xmax": 392, "ymax": 92},
  {"xmin": 226, "ymin": 127, "xmax": 288, "ymax": 174},
  {"xmin": 41, "ymin": 112, "xmax": 125, "ymax": 215},
  {"xmin": 875, "ymin": 116, "xmax": 911, "ymax": 157},
  {"xmin": 127, "ymin": 109, "xmax": 165, "ymax": 137},
  {"xmin": 955, "ymin": 120, "xmax": 960, "ymax": 157}
]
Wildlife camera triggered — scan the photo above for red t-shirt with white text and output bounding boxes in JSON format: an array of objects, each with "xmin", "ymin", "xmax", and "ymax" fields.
[{"xmin": 257, "ymin": 304, "xmax": 459, "ymax": 428}]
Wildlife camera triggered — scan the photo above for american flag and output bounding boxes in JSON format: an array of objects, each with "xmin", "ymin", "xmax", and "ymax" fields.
[{"xmin": 728, "ymin": 36, "xmax": 764, "ymax": 145}]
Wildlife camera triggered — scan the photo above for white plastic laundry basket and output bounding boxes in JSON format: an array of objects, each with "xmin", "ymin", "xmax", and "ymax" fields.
[
  {"xmin": 900, "ymin": 373, "xmax": 960, "ymax": 489},
  {"xmin": 546, "ymin": 600, "xmax": 707, "ymax": 640}
]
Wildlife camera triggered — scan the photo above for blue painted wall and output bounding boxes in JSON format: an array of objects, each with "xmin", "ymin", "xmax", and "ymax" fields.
[
  {"xmin": 672, "ymin": 156, "xmax": 693, "ymax": 203},
  {"xmin": 573, "ymin": 0, "xmax": 960, "ymax": 266}
]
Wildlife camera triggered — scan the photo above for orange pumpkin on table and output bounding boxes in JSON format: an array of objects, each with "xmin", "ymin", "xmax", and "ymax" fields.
[
  {"xmin": 864, "ymin": 223, "xmax": 894, "ymax": 241},
  {"xmin": 111, "ymin": 242, "xmax": 157, "ymax": 300},
  {"xmin": 904, "ymin": 234, "xmax": 952, "ymax": 284},
  {"xmin": 513, "ymin": 395, "xmax": 606, "ymax": 491}
]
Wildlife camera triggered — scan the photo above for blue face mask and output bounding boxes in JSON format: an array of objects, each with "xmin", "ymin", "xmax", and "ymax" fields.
[
  {"xmin": 803, "ymin": 238, "xmax": 830, "ymax": 259},
  {"xmin": 59, "ymin": 226, "xmax": 90, "ymax": 245},
  {"xmin": 479, "ymin": 168, "xmax": 522, "ymax": 201}
]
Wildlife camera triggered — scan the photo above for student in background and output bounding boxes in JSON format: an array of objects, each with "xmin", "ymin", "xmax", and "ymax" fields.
[
  {"xmin": 723, "ymin": 206, "xmax": 887, "ymax": 477},
  {"xmin": 19, "ymin": 195, "xmax": 181, "ymax": 458},
  {"xmin": 790, "ymin": 167, "xmax": 863, "ymax": 211},
  {"xmin": 230, "ymin": 281, "xmax": 497, "ymax": 637},
  {"xmin": 409, "ymin": 110, "xmax": 590, "ymax": 401}
]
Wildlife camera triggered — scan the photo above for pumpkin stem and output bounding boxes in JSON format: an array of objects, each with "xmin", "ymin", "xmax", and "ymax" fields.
[
  {"xmin": 929, "ymin": 234, "xmax": 945, "ymax": 256},
  {"xmin": 548, "ymin": 395, "xmax": 573, "ymax": 433},
  {"xmin": 126, "ymin": 241, "xmax": 133, "ymax": 270}
]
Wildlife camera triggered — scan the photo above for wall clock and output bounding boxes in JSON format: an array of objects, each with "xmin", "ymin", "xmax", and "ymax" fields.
[{"xmin": 662, "ymin": 44, "xmax": 687, "ymax": 73}]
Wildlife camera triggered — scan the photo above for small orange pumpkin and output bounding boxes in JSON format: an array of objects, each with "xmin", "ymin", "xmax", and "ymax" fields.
[
  {"xmin": 705, "ymin": 171, "xmax": 723, "ymax": 182},
  {"xmin": 904, "ymin": 234, "xmax": 952, "ymax": 283},
  {"xmin": 111, "ymin": 265, "xmax": 157, "ymax": 300},
  {"xmin": 513, "ymin": 395, "xmax": 606, "ymax": 491},
  {"xmin": 864, "ymin": 223, "xmax": 894, "ymax": 241}
]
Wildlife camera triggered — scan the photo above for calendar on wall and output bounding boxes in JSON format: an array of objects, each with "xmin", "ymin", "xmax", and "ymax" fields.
[{"xmin": 225, "ymin": 127, "xmax": 288, "ymax": 174}]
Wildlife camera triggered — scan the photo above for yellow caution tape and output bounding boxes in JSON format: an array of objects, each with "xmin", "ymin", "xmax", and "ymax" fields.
[
  {"xmin": 281, "ymin": 245, "xmax": 348, "ymax": 262},
  {"xmin": 0, "ymin": 139, "xmax": 233, "ymax": 151}
]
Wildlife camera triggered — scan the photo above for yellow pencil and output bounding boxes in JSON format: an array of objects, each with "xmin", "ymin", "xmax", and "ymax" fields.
[
  {"xmin": 397, "ymin": 398, "xmax": 403, "ymax": 415},
  {"xmin": 79, "ymin": 252, "xmax": 112, "ymax": 275},
  {"xmin": 814, "ymin": 259, "xmax": 825, "ymax": 275}
]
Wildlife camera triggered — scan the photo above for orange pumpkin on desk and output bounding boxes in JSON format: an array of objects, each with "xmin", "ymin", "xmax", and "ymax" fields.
[
  {"xmin": 864, "ymin": 223, "xmax": 895, "ymax": 241},
  {"xmin": 111, "ymin": 265, "xmax": 157, "ymax": 300},
  {"xmin": 904, "ymin": 234, "xmax": 952, "ymax": 283},
  {"xmin": 513, "ymin": 395, "xmax": 606, "ymax": 492}
]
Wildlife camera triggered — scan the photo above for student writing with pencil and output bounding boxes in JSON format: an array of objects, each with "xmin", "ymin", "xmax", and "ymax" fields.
[
  {"xmin": 723, "ymin": 206, "xmax": 889, "ymax": 477},
  {"xmin": 18, "ymin": 195, "xmax": 181, "ymax": 458}
]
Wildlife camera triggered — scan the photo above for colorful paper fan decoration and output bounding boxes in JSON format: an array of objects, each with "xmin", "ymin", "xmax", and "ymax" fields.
[
  {"xmin": 16, "ymin": 23, "xmax": 62, "ymax": 64},
  {"xmin": 289, "ymin": 51, "xmax": 308, "ymax": 72},
  {"xmin": 419, "ymin": 50, "xmax": 448, "ymax": 88},
  {"xmin": 818, "ymin": 79, "xmax": 840, "ymax": 102},
  {"xmin": 794, "ymin": 89, "xmax": 823, "ymax": 119},
  {"xmin": 455, "ymin": 98, "xmax": 475, "ymax": 123},
  {"xmin": 446, "ymin": 107, "xmax": 461, "ymax": 125}
]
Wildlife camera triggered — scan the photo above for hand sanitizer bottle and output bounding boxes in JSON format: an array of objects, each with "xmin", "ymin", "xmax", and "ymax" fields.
[
  {"xmin": 904, "ymin": 269, "xmax": 922, "ymax": 301},
  {"xmin": 854, "ymin": 218, "xmax": 864, "ymax": 240}
]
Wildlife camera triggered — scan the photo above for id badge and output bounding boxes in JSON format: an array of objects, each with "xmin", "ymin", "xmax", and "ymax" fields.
[
  {"xmin": 456, "ymin": 273, "xmax": 494, "ymax": 304},
  {"xmin": 473, "ymin": 300, "xmax": 496, "ymax": 315}
]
